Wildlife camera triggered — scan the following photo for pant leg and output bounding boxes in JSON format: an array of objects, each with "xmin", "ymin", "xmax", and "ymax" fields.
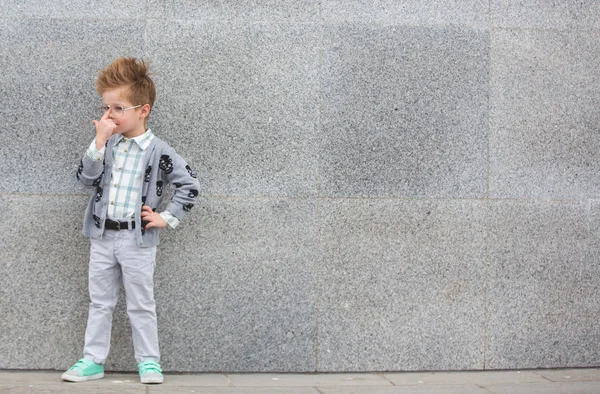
[
  {"xmin": 84, "ymin": 231, "xmax": 121, "ymax": 364},
  {"xmin": 115, "ymin": 230, "xmax": 160, "ymax": 363}
]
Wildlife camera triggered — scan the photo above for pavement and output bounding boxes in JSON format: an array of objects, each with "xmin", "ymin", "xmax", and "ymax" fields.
[{"xmin": 2, "ymin": 368, "xmax": 600, "ymax": 393}]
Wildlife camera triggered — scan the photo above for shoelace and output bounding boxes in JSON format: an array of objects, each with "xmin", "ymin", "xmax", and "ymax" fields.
[{"xmin": 139, "ymin": 361, "xmax": 162, "ymax": 374}]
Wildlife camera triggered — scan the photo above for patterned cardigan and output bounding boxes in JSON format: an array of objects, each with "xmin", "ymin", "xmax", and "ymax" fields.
[{"xmin": 77, "ymin": 134, "xmax": 200, "ymax": 247}]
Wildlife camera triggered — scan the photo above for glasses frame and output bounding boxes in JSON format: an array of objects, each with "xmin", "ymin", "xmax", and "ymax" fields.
[{"xmin": 97, "ymin": 104, "xmax": 143, "ymax": 119}]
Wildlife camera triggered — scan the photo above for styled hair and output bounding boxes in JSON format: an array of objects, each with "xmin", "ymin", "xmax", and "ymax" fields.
[{"xmin": 96, "ymin": 57, "xmax": 156, "ymax": 110}]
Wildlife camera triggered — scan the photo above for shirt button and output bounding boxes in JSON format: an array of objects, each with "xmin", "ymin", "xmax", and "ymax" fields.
[
  {"xmin": 118, "ymin": 167, "xmax": 123, "ymax": 170},
  {"xmin": 110, "ymin": 201, "xmax": 115, "ymax": 205},
  {"xmin": 124, "ymin": 149, "xmax": 128, "ymax": 152},
  {"xmin": 114, "ymin": 183, "xmax": 118, "ymax": 187}
]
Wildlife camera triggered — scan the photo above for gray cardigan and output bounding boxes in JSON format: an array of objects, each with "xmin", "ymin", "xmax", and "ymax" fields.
[{"xmin": 77, "ymin": 134, "xmax": 200, "ymax": 247}]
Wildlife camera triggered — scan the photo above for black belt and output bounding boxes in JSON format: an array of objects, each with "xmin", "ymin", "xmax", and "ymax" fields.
[{"xmin": 105, "ymin": 219, "xmax": 135, "ymax": 230}]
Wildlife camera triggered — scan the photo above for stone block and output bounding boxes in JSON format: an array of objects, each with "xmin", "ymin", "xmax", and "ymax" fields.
[
  {"xmin": 0, "ymin": 196, "xmax": 91, "ymax": 369},
  {"xmin": 320, "ymin": 24, "xmax": 489, "ymax": 198},
  {"xmin": 145, "ymin": 20, "xmax": 320, "ymax": 197},
  {"xmin": 588, "ymin": 199, "xmax": 600, "ymax": 237},
  {"xmin": 490, "ymin": 29, "xmax": 600, "ymax": 199},
  {"xmin": 150, "ymin": 197, "xmax": 319, "ymax": 372},
  {"xmin": 0, "ymin": 0, "xmax": 145, "ymax": 18},
  {"xmin": 0, "ymin": 19, "xmax": 145, "ymax": 194},
  {"xmin": 486, "ymin": 200, "xmax": 600, "ymax": 368},
  {"xmin": 317, "ymin": 199, "xmax": 487, "ymax": 371},
  {"xmin": 148, "ymin": 0, "xmax": 319, "ymax": 22},
  {"xmin": 491, "ymin": 1, "xmax": 600, "ymax": 29},
  {"xmin": 323, "ymin": 0, "xmax": 489, "ymax": 27}
]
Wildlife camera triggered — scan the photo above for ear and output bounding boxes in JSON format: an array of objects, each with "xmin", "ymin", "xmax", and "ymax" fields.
[{"xmin": 139, "ymin": 103, "xmax": 151, "ymax": 120}]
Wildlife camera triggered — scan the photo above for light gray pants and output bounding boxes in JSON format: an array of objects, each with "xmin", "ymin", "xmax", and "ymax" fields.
[{"xmin": 83, "ymin": 228, "xmax": 160, "ymax": 364}]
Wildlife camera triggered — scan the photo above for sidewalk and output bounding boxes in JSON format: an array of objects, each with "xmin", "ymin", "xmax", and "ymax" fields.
[{"xmin": 2, "ymin": 368, "xmax": 600, "ymax": 393}]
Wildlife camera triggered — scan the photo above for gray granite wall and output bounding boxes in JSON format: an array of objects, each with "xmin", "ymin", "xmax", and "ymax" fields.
[{"xmin": 1, "ymin": 1, "xmax": 599, "ymax": 372}]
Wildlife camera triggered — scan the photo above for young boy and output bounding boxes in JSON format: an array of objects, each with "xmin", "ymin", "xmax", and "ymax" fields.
[{"xmin": 63, "ymin": 57, "xmax": 200, "ymax": 384}]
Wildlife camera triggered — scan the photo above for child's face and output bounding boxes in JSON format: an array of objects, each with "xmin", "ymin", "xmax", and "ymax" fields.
[{"xmin": 100, "ymin": 86, "xmax": 149, "ymax": 136}]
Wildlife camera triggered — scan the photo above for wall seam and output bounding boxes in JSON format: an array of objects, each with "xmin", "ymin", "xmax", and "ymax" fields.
[
  {"xmin": 484, "ymin": 0, "xmax": 492, "ymax": 371},
  {"xmin": 314, "ymin": 0, "xmax": 324, "ymax": 373}
]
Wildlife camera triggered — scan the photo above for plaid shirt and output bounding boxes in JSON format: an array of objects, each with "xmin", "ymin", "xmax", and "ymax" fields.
[{"xmin": 87, "ymin": 129, "xmax": 179, "ymax": 228}]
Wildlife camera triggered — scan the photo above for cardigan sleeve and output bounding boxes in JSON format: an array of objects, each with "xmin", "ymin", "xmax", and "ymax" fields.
[
  {"xmin": 77, "ymin": 139, "xmax": 108, "ymax": 189},
  {"xmin": 160, "ymin": 147, "xmax": 200, "ymax": 221}
]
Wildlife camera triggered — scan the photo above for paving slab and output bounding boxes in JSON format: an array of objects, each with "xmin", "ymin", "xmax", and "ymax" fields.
[
  {"xmin": 3, "ymin": 370, "xmax": 600, "ymax": 394},
  {"xmin": 149, "ymin": 388, "xmax": 320, "ymax": 394},
  {"xmin": 533, "ymin": 368, "xmax": 600, "ymax": 382},
  {"xmin": 66, "ymin": 373, "xmax": 230, "ymax": 387},
  {"xmin": 485, "ymin": 381, "xmax": 600, "ymax": 394},
  {"xmin": 0, "ymin": 384, "xmax": 144, "ymax": 394},
  {"xmin": 154, "ymin": 373, "xmax": 230, "ymax": 386},
  {"xmin": 317, "ymin": 385, "xmax": 491, "ymax": 394},
  {"xmin": 0, "ymin": 371, "xmax": 63, "ymax": 384},
  {"xmin": 383, "ymin": 370, "xmax": 547, "ymax": 385},
  {"xmin": 227, "ymin": 373, "xmax": 391, "ymax": 387},
  {"xmin": 0, "ymin": 371, "xmax": 228, "ymax": 387}
]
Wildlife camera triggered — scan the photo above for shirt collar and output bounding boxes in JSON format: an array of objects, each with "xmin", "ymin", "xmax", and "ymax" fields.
[{"xmin": 115, "ymin": 129, "xmax": 155, "ymax": 151}]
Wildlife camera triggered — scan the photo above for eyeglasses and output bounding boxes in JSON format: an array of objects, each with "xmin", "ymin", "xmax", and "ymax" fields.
[{"xmin": 95, "ymin": 104, "xmax": 142, "ymax": 119}]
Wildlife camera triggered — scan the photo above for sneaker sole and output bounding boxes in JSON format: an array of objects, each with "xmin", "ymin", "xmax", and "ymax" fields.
[
  {"xmin": 140, "ymin": 376, "xmax": 164, "ymax": 384},
  {"xmin": 61, "ymin": 372, "xmax": 104, "ymax": 382}
]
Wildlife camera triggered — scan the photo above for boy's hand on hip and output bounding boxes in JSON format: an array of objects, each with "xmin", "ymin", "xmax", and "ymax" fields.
[
  {"xmin": 92, "ymin": 108, "xmax": 117, "ymax": 149},
  {"xmin": 141, "ymin": 205, "xmax": 168, "ymax": 229}
]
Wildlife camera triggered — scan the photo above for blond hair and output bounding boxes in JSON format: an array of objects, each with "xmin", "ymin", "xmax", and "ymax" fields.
[{"xmin": 96, "ymin": 57, "xmax": 156, "ymax": 118}]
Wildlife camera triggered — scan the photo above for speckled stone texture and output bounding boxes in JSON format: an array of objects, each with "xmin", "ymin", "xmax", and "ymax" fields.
[
  {"xmin": 152, "ymin": 198, "xmax": 319, "ymax": 372},
  {"xmin": 0, "ymin": 196, "xmax": 90, "ymax": 369},
  {"xmin": 0, "ymin": 196, "xmax": 318, "ymax": 372},
  {"xmin": 0, "ymin": 0, "xmax": 145, "ymax": 18},
  {"xmin": 317, "ymin": 199, "xmax": 487, "ymax": 371},
  {"xmin": 491, "ymin": 0, "xmax": 600, "ymax": 29},
  {"xmin": 0, "ymin": 19, "xmax": 145, "ymax": 194},
  {"xmin": 486, "ymin": 200, "xmax": 600, "ymax": 369},
  {"xmin": 2, "ymin": 1, "xmax": 600, "ymax": 374},
  {"xmin": 322, "ymin": 0, "xmax": 489, "ymax": 27},
  {"xmin": 145, "ymin": 20, "xmax": 320, "ymax": 197},
  {"xmin": 590, "ymin": 200, "xmax": 600, "ymax": 237},
  {"xmin": 101, "ymin": 198, "xmax": 319, "ymax": 372},
  {"xmin": 490, "ymin": 29, "xmax": 600, "ymax": 199},
  {"xmin": 148, "ymin": 0, "xmax": 320, "ymax": 21},
  {"xmin": 320, "ymin": 24, "xmax": 489, "ymax": 198}
]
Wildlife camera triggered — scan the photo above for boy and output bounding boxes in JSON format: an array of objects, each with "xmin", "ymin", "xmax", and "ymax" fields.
[{"xmin": 63, "ymin": 57, "xmax": 200, "ymax": 384}]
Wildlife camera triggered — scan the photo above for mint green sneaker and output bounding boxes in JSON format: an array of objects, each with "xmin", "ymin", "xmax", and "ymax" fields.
[
  {"xmin": 138, "ymin": 360, "xmax": 163, "ymax": 384},
  {"xmin": 61, "ymin": 358, "xmax": 104, "ymax": 382}
]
